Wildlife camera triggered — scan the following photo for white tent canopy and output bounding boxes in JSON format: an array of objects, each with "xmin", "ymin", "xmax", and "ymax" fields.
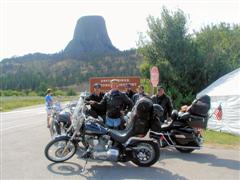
[{"xmin": 197, "ymin": 68, "xmax": 240, "ymax": 135}]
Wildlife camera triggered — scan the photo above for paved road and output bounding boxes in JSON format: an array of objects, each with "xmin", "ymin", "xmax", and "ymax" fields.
[{"xmin": 1, "ymin": 106, "xmax": 240, "ymax": 180}]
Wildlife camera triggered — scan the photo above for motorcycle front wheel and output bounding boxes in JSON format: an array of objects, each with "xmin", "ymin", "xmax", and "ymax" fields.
[
  {"xmin": 49, "ymin": 118, "xmax": 58, "ymax": 138},
  {"xmin": 131, "ymin": 141, "xmax": 160, "ymax": 167},
  {"xmin": 45, "ymin": 137, "xmax": 77, "ymax": 163}
]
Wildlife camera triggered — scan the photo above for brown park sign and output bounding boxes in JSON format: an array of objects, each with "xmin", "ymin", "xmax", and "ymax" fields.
[{"xmin": 89, "ymin": 76, "xmax": 141, "ymax": 93}]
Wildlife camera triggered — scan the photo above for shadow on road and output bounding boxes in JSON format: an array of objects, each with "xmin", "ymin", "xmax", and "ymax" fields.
[
  {"xmin": 85, "ymin": 163, "xmax": 187, "ymax": 180},
  {"xmin": 47, "ymin": 162, "xmax": 83, "ymax": 176},
  {"xmin": 47, "ymin": 161, "xmax": 187, "ymax": 180},
  {"xmin": 160, "ymin": 148, "xmax": 240, "ymax": 171},
  {"xmin": 46, "ymin": 147, "xmax": 239, "ymax": 179}
]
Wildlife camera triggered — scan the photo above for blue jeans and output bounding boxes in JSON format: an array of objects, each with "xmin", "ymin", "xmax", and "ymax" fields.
[{"xmin": 105, "ymin": 117, "xmax": 121, "ymax": 128}]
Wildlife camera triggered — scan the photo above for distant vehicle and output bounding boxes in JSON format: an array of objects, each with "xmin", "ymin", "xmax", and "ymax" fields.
[{"xmin": 49, "ymin": 101, "xmax": 74, "ymax": 138}]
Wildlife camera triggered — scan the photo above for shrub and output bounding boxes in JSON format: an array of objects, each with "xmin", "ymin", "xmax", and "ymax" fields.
[
  {"xmin": 1, "ymin": 90, "xmax": 23, "ymax": 96},
  {"xmin": 67, "ymin": 88, "xmax": 77, "ymax": 96},
  {"xmin": 54, "ymin": 89, "xmax": 66, "ymax": 96},
  {"xmin": 28, "ymin": 91, "xmax": 38, "ymax": 96}
]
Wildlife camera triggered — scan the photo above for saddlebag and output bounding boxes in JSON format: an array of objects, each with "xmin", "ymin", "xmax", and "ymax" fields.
[
  {"xmin": 187, "ymin": 115, "xmax": 207, "ymax": 129},
  {"xmin": 180, "ymin": 112, "xmax": 208, "ymax": 129},
  {"xmin": 172, "ymin": 129, "xmax": 199, "ymax": 146}
]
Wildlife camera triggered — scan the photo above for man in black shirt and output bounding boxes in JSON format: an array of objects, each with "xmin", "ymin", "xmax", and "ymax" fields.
[
  {"xmin": 125, "ymin": 83, "xmax": 135, "ymax": 99},
  {"xmin": 151, "ymin": 85, "xmax": 173, "ymax": 122},
  {"xmin": 90, "ymin": 79, "xmax": 133, "ymax": 129},
  {"xmin": 86, "ymin": 83, "xmax": 105, "ymax": 118},
  {"xmin": 132, "ymin": 85, "xmax": 147, "ymax": 104}
]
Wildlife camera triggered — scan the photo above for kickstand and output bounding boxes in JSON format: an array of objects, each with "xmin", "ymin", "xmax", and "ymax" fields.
[
  {"xmin": 81, "ymin": 158, "xmax": 89, "ymax": 174},
  {"xmin": 80, "ymin": 149, "xmax": 91, "ymax": 174}
]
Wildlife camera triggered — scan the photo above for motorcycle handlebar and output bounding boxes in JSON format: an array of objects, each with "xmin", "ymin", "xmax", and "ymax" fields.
[{"xmin": 84, "ymin": 101, "xmax": 91, "ymax": 105}]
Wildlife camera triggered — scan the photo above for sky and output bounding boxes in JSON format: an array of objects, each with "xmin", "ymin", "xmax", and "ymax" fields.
[{"xmin": 0, "ymin": 0, "xmax": 239, "ymax": 60}]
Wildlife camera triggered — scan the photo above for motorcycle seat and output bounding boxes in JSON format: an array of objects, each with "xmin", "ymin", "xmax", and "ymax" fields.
[
  {"xmin": 179, "ymin": 112, "xmax": 191, "ymax": 120},
  {"xmin": 108, "ymin": 126, "xmax": 134, "ymax": 143},
  {"xmin": 160, "ymin": 121, "xmax": 173, "ymax": 131}
]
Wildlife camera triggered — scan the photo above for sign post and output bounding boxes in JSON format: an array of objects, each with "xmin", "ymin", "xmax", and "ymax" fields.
[{"xmin": 150, "ymin": 66, "xmax": 159, "ymax": 95}]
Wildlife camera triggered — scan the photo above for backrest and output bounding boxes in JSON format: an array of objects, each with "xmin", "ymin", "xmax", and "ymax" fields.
[
  {"xmin": 126, "ymin": 97, "xmax": 153, "ymax": 135},
  {"xmin": 188, "ymin": 95, "xmax": 211, "ymax": 117}
]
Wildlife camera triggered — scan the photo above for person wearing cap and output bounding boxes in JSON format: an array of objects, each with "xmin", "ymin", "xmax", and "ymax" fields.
[
  {"xmin": 45, "ymin": 88, "xmax": 53, "ymax": 128},
  {"xmin": 86, "ymin": 83, "xmax": 105, "ymax": 103},
  {"xmin": 151, "ymin": 85, "xmax": 173, "ymax": 122},
  {"xmin": 90, "ymin": 79, "xmax": 133, "ymax": 129},
  {"xmin": 125, "ymin": 83, "xmax": 135, "ymax": 99},
  {"xmin": 85, "ymin": 83, "xmax": 105, "ymax": 118},
  {"xmin": 132, "ymin": 85, "xmax": 147, "ymax": 104}
]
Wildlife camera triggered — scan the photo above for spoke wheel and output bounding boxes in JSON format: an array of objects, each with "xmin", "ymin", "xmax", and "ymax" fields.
[{"xmin": 45, "ymin": 137, "xmax": 77, "ymax": 163}]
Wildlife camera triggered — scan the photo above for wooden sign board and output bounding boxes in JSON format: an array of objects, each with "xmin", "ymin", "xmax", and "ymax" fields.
[{"xmin": 89, "ymin": 76, "xmax": 141, "ymax": 93}]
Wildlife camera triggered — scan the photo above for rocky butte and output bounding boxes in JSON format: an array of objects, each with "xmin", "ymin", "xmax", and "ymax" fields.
[
  {"xmin": 64, "ymin": 15, "xmax": 119, "ymax": 59},
  {"xmin": 2, "ymin": 15, "xmax": 119, "ymax": 62}
]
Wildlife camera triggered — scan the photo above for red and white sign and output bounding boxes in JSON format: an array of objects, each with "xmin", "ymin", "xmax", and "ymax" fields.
[{"xmin": 150, "ymin": 66, "xmax": 159, "ymax": 87}]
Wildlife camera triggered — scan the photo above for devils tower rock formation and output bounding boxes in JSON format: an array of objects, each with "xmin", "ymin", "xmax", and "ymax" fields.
[
  {"xmin": 1, "ymin": 15, "xmax": 119, "ymax": 62},
  {"xmin": 64, "ymin": 16, "xmax": 118, "ymax": 59}
]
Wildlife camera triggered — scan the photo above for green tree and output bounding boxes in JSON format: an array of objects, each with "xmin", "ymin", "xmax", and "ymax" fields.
[
  {"xmin": 139, "ymin": 8, "xmax": 240, "ymax": 108},
  {"xmin": 138, "ymin": 8, "xmax": 198, "ymax": 107},
  {"xmin": 37, "ymin": 82, "xmax": 48, "ymax": 96},
  {"xmin": 195, "ymin": 23, "xmax": 240, "ymax": 88}
]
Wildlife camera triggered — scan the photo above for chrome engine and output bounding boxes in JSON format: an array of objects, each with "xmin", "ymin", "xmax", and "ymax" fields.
[{"xmin": 85, "ymin": 135, "xmax": 119, "ymax": 161}]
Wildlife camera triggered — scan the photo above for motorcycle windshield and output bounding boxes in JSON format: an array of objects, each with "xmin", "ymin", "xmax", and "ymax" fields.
[{"xmin": 72, "ymin": 92, "xmax": 87, "ymax": 130}]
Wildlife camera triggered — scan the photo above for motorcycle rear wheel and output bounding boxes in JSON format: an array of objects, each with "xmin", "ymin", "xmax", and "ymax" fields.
[
  {"xmin": 131, "ymin": 141, "xmax": 160, "ymax": 167},
  {"xmin": 175, "ymin": 147, "xmax": 195, "ymax": 153},
  {"xmin": 45, "ymin": 137, "xmax": 77, "ymax": 163}
]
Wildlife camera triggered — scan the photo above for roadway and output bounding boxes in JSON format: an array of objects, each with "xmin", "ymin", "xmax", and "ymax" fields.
[{"xmin": 1, "ymin": 105, "xmax": 239, "ymax": 180}]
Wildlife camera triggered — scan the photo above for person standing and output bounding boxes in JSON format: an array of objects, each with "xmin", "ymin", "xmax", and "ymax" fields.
[
  {"xmin": 151, "ymin": 85, "xmax": 173, "ymax": 122},
  {"xmin": 90, "ymin": 79, "xmax": 133, "ymax": 129},
  {"xmin": 125, "ymin": 83, "xmax": 135, "ymax": 99},
  {"xmin": 132, "ymin": 85, "xmax": 147, "ymax": 104},
  {"xmin": 45, "ymin": 88, "xmax": 53, "ymax": 128},
  {"xmin": 85, "ymin": 83, "xmax": 105, "ymax": 118}
]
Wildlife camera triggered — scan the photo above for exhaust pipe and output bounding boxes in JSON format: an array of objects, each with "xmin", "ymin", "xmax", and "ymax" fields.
[{"xmin": 175, "ymin": 145, "xmax": 201, "ymax": 149}]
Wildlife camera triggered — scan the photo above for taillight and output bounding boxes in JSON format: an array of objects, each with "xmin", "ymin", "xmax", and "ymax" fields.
[
  {"xmin": 137, "ymin": 134, "xmax": 145, "ymax": 138},
  {"xmin": 160, "ymin": 135, "xmax": 164, "ymax": 140}
]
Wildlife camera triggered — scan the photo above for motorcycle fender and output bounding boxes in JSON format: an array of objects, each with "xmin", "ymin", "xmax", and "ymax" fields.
[
  {"xmin": 52, "ymin": 135, "xmax": 80, "ymax": 146},
  {"xmin": 125, "ymin": 139, "xmax": 160, "ymax": 149},
  {"xmin": 53, "ymin": 135, "xmax": 71, "ymax": 141}
]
